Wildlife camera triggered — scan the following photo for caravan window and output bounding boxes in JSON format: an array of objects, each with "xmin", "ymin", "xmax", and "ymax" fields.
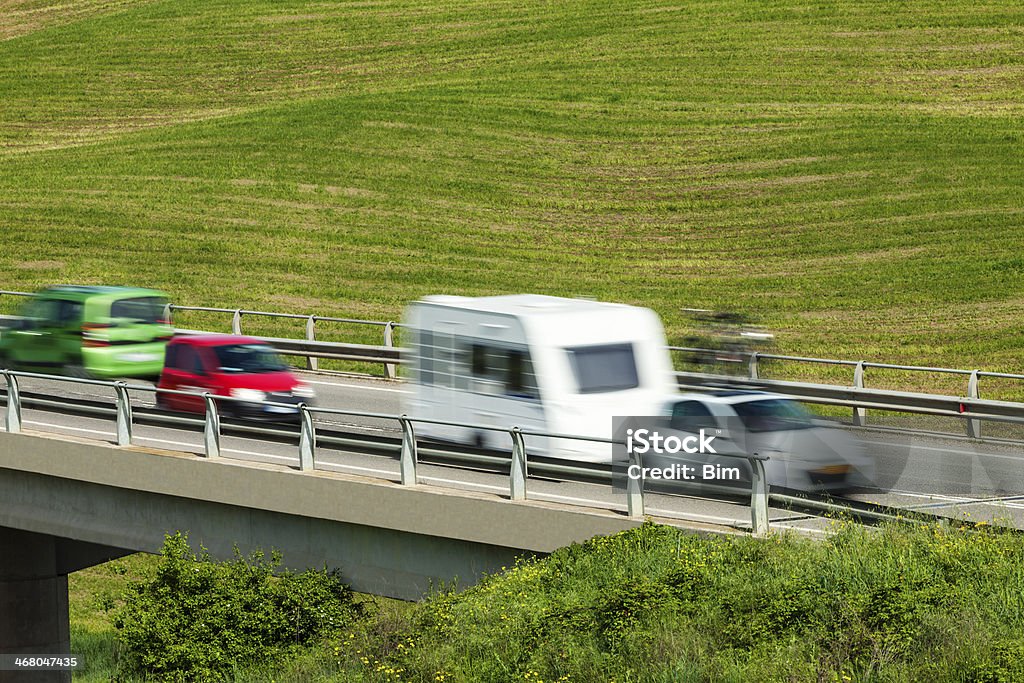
[
  {"xmin": 566, "ymin": 343, "xmax": 639, "ymax": 393},
  {"xmin": 416, "ymin": 330, "xmax": 539, "ymax": 399},
  {"xmin": 417, "ymin": 330, "xmax": 465, "ymax": 387},
  {"xmin": 471, "ymin": 344, "xmax": 491, "ymax": 376},
  {"xmin": 417, "ymin": 331, "xmax": 435, "ymax": 385},
  {"xmin": 505, "ymin": 348, "xmax": 539, "ymax": 399},
  {"xmin": 468, "ymin": 342, "xmax": 539, "ymax": 399}
]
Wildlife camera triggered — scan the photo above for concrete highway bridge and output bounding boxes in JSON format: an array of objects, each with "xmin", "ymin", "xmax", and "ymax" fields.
[{"xmin": 5, "ymin": 371, "xmax": 1024, "ymax": 681}]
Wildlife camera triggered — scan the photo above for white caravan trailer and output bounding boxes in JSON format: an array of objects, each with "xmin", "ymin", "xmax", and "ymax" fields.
[{"xmin": 402, "ymin": 294, "xmax": 677, "ymax": 462}]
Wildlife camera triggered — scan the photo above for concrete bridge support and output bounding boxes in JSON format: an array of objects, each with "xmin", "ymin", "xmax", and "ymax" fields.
[{"xmin": 0, "ymin": 527, "xmax": 128, "ymax": 683}]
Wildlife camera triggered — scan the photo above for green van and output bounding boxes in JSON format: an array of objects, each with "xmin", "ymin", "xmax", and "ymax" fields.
[{"xmin": 0, "ymin": 286, "xmax": 172, "ymax": 379}]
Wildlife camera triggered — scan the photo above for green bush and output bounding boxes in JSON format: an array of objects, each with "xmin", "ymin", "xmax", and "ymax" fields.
[
  {"xmin": 313, "ymin": 521, "xmax": 1024, "ymax": 683},
  {"xmin": 111, "ymin": 533, "xmax": 362, "ymax": 681}
]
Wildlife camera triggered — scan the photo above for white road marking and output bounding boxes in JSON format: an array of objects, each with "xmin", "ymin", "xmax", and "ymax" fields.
[
  {"xmin": 771, "ymin": 524, "xmax": 829, "ymax": 536},
  {"xmin": 316, "ymin": 420, "xmax": 393, "ymax": 433},
  {"xmin": 317, "ymin": 462, "xmax": 399, "ymax": 477},
  {"xmin": 302, "ymin": 379, "xmax": 410, "ymax": 394},
  {"xmin": 879, "ymin": 490, "xmax": 974, "ymax": 501},
  {"xmin": 313, "ymin": 465, "xmax": 615, "ymax": 503},
  {"xmin": 646, "ymin": 507, "xmax": 748, "ymax": 524},
  {"xmin": 853, "ymin": 490, "xmax": 1024, "ymax": 513},
  {"xmin": 24, "ymin": 421, "xmax": 113, "ymax": 438},
  {"xmin": 23, "ymin": 420, "xmax": 288, "ymax": 460},
  {"xmin": 864, "ymin": 439, "xmax": 1024, "ymax": 461},
  {"xmin": 420, "ymin": 476, "xmax": 505, "ymax": 491}
]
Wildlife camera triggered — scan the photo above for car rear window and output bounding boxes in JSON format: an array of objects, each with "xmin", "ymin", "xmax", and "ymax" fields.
[
  {"xmin": 732, "ymin": 399, "xmax": 814, "ymax": 432},
  {"xmin": 109, "ymin": 297, "xmax": 168, "ymax": 324},
  {"xmin": 212, "ymin": 344, "xmax": 288, "ymax": 373},
  {"xmin": 565, "ymin": 343, "xmax": 640, "ymax": 393}
]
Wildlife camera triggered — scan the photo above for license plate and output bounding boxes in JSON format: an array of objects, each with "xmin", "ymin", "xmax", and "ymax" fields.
[
  {"xmin": 265, "ymin": 405, "xmax": 298, "ymax": 413},
  {"xmin": 119, "ymin": 353, "xmax": 159, "ymax": 362}
]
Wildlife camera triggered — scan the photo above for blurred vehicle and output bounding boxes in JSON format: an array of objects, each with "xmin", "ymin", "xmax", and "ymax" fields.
[
  {"xmin": 677, "ymin": 309, "xmax": 774, "ymax": 375},
  {"xmin": 156, "ymin": 335, "xmax": 314, "ymax": 419},
  {"xmin": 402, "ymin": 294, "xmax": 678, "ymax": 461},
  {"xmin": 643, "ymin": 390, "xmax": 875, "ymax": 493},
  {"xmin": 0, "ymin": 285, "xmax": 171, "ymax": 379}
]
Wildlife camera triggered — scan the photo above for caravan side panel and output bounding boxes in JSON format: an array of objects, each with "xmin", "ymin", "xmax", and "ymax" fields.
[{"xmin": 402, "ymin": 303, "xmax": 549, "ymax": 453}]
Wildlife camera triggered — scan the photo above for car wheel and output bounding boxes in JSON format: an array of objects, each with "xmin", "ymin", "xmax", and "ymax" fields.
[
  {"xmin": 65, "ymin": 363, "xmax": 91, "ymax": 379},
  {"xmin": 217, "ymin": 400, "xmax": 238, "ymax": 420},
  {"xmin": 0, "ymin": 349, "xmax": 24, "ymax": 372}
]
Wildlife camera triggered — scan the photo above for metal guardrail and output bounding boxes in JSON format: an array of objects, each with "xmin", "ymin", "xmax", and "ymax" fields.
[
  {"xmin": 163, "ymin": 305, "xmax": 400, "ymax": 379},
  {"xmin": 171, "ymin": 328, "xmax": 401, "ymax": 367},
  {"xmin": 668, "ymin": 346, "xmax": 1017, "ymax": 434},
  {"xmin": 0, "ymin": 369, "xmax": 774, "ymax": 536},
  {"xmin": 673, "ymin": 371, "xmax": 1012, "ymax": 438},
  {"xmin": 4, "ymin": 290, "xmax": 1024, "ymax": 438}
]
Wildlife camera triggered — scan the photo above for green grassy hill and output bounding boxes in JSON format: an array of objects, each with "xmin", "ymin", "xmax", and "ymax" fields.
[{"xmin": 2, "ymin": 0, "xmax": 1024, "ymax": 372}]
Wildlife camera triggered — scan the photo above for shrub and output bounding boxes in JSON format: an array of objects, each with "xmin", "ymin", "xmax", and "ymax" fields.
[{"xmin": 112, "ymin": 532, "xmax": 362, "ymax": 681}]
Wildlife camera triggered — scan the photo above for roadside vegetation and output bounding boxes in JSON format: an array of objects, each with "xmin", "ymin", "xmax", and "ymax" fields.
[
  {"xmin": 72, "ymin": 521, "xmax": 1024, "ymax": 682},
  {"xmin": 2, "ymin": 0, "xmax": 1024, "ymax": 382}
]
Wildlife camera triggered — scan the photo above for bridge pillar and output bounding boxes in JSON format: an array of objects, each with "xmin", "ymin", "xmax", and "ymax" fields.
[
  {"xmin": 0, "ymin": 527, "xmax": 129, "ymax": 682},
  {"xmin": 0, "ymin": 528, "xmax": 70, "ymax": 682}
]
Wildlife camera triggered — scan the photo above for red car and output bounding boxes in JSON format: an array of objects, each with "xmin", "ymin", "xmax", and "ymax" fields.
[{"xmin": 156, "ymin": 335, "xmax": 315, "ymax": 418}]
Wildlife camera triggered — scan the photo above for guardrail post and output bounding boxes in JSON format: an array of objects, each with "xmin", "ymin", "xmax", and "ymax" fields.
[
  {"xmin": 163, "ymin": 303, "xmax": 173, "ymax": 326},
  {"xmin": 3, "ymin": 371, "xmax": 21, "ymax": 433},
  {"xmin": 750, "ymin": 457, "xmax": 769, "ymax": 537},
  {"xmin": 967, "ymin": 370, "xmax": 981, "ymax": 439},
  {"xmin": 298, "ymin": 404, "xmax": 315, "ymax": 470},
  {"xmin": 852, "ymin": 361, "xmax": 866, "ymax": 427},
  {"xmin": 115, "ymin": 381, "xmax": 133, "ymax": 446},
  {"xmin": 305, "ymin": 316, "xmax": 318, "ymax": 371},
  {"xmin": 510, "ymin": 427, "xmax": 527, "ymax": 500},
  {"xmin": 231, "ymin": 309, "xmax": 242, "ymax": 335},
  {"xmin": 748, "ymin": 351, "xmax": 760, "ymax": 380},
  {"xmin": 626, "ymin": 447, "xmax": 644, "ymax": 518},
  {"xmin": 384, "ymin": 322, "xmax": 397, "ymax": 379},
  {"xmin": 203, "ymin": 393, "xmax": 220, "ymax": 458},
  {"xmin": 400, "ymin": 416, "xmax": 418, "ymax": 485}
]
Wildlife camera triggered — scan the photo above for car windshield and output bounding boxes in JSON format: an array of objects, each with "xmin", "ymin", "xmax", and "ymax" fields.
[
  {"xmin": 109, "ymin": 297, "xmax": 168, "ymax": 324},
  {"xmin": 565, "ymin": 343, "xmax": 640, "ymax": 393},
  {"xmin": 732, "ymin": 399, "xmax": 814, "ymax": 432},
  {"xmin": 212, "ymin": 344, "xmax": 288, "ymax": 373}
]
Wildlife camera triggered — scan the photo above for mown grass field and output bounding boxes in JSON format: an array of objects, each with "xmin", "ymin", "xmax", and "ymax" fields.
[{"xmin": 2, "ymin": 0, "xmax": 1024, "ymax": 383}]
